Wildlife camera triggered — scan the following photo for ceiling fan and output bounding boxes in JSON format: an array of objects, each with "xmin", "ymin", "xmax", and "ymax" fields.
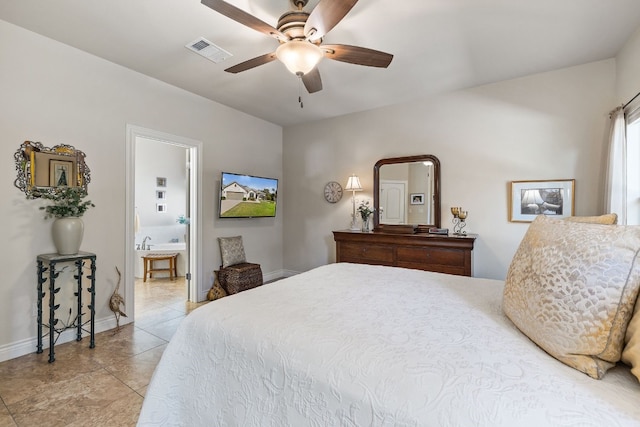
[{"xmin": 201, "ymin": 0, "xmax": 393, "ymax": 94}]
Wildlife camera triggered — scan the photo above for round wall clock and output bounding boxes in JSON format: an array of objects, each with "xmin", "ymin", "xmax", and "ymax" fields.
[{"xmin": 324, "ymin": 181, "xmax": 343, "ymax": 203}]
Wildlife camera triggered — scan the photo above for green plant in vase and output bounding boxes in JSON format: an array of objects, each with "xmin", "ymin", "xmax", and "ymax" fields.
[
  {"xmin": 39, "ymin": 186, "xmax": 94, "ymax": 219},
  {"xmin": 39, "ymin": 187, "xmax": 95, "ymax": 255}
]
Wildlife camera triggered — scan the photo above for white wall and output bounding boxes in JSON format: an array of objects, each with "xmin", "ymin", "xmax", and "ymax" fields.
[
  {"xmin": 283, "ymin": 59, "xmax": 616, "ymax": 280},
  {"xmin": 135, "ymin": 137, "xmax": 187, "ymax": 245},
  {"xmin": 616, "ymin": 25, "xmax": 640, "ymax": 103},
  {"xmin": 0, "ymin": 19, "xmax": 283, "ymax": 361}
]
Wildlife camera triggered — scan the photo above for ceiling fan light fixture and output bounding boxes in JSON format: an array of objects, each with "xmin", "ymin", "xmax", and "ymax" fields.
[{"xmin": 276, "ymin": 40, "xmax": 323, "ymax": 76}]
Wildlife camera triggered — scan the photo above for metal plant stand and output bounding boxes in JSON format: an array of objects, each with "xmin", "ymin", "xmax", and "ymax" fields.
[{"xmin": 36, "ymin": 251, "xmax": 96, "ymax": 363}]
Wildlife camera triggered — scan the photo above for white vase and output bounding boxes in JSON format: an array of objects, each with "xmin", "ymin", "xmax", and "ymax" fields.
[{"xmin": 52, "ymin": 217, "xmax": 84, "ymax": 255}]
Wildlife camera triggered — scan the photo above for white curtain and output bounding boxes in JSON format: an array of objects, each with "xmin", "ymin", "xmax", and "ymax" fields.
[{"xmin": 604, "ymin": 107, "xmax": 627, "ymax": 224}]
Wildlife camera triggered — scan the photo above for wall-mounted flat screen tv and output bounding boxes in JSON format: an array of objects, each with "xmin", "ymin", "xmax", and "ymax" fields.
[{"xmin": 219, "ymin": 172, "xmax": 278, "ymax": 218}]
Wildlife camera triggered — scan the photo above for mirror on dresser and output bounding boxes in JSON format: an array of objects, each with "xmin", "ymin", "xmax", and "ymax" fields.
[
  {"xmin": 373, "ymin": 154, "xmax": 441, "ymax": 232},
  {"xmin": 335, "ymin": 154, "xmax": 475, "ymax": 276},
  {"xmin": 14, "ymin": 140, "xmax": 91, "ymax": 198}
]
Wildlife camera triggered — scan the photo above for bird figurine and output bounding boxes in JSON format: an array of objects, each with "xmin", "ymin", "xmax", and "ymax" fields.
[{"xmin": 109, "ymin": 266, "xmax": 127, "ymax": 333}]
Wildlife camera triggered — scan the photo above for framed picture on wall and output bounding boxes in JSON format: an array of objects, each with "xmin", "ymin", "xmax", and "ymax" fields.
[
  {"xmin": 410, "ymin": 193, "xmax": 424, "ymax": 205},
  {"xmin": 156, "ymin": 177, "xmax": 167, "ymax": 187},
  {"xmin": 156, "ymin": 203, "xmax": 167, "ymax": 213},
  {"xmin": 49, "ymin": 159, "xmax": 75, "ymax": 187},
  {"xmin": 509, "ymin": 179, "xmax": 575, "ymax": 222},
  {"xmin": 156, "ymin": 190, "xmax": 166, "ymax": 200}
]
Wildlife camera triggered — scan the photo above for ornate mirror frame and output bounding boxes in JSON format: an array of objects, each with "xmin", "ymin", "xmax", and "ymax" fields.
[
  {"xmin": 14, "ymin": 140, "xmax": 91, "ymax": 198},
  {"xmin": 373, "ymin": 154, "xmax": 441, "ymax": 232}
]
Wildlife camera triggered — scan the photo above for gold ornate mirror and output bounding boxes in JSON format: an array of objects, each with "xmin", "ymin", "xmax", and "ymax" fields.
[
  {"xmin": 14, "ymin": 140, "xmax": 91, "ymax": 198},
  {"xmin": 373, "ymin": 154, "xmax": 441, "ymax": 231}
]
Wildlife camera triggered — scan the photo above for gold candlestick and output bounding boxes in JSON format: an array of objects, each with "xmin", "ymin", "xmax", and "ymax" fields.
[{"xmin": 452, "ymin": 207, "xmax": 468, "ymax": 235}]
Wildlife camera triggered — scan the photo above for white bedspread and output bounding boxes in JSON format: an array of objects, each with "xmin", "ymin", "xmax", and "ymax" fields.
[{"xmin": 138, "ymin": 263, "xmax": 640, "ymax": 426}]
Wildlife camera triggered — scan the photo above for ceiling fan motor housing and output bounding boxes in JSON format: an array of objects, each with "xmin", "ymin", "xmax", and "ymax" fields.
[{"xmin": 277, "ymin": 10, "xmax": 320, "ymax": 43}]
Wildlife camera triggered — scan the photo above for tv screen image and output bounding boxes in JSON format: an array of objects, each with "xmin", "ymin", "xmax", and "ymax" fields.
[{"xmin": 219, "ymin": 172, "xmax": 278, "ymax": 218}]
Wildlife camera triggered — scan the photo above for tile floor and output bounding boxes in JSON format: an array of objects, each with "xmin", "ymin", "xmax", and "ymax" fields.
[{"xmin": 0, "ymin": 277, "xmax": 206, "ymax": 427}]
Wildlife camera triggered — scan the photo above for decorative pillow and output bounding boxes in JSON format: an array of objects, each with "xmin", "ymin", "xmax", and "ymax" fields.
[
  {"xmin": 622, "ymin": 301, "xmax": 640, "ymax": 382},
  {"xmin": 564, "ymin": 213, "xmax": 618, "ymax": 225},
  {"xmin": 503, "ymin": 215, "xmax": 640, "ymax": 379},
  {"xmin": 207, "ymin": 271, "xmax": 227, "ymax": 301},
  {"xmin": 218, "ymin": 236, "xmax": 246, "ymax": 268}
]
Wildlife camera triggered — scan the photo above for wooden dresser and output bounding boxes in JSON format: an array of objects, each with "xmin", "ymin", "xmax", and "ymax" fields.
[{"xmin": 333, "ymin": 230, "xmax": 476, "ymax": 276}]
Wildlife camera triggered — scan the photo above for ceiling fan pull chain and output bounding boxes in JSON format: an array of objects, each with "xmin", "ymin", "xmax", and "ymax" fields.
[{"xmin": 298, "ymin": 76, "xmax": 304, "ymax": 108}]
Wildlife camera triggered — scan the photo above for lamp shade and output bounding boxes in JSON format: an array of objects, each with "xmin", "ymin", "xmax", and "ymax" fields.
[
  {"xmin": 345, "ymin": 175, "xmax": 363, "ymax": 191},
  {"xmin": 276, "ymin": 40, "xmax": 323, "ymax": 76}
]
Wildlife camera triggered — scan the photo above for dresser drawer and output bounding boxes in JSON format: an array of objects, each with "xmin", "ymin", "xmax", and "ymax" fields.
[
  {"xmin": 333, "ymin": 230, "xmax": 476, "ymax": 276},
  {"xmin": 396, "ymin": 261, "xmax": 466, "ymax": 276},
  {"xmin": 396, "ymin": 246, "xmax": 465, "ymax": 266},
  {"xmin": 339, "ymin": 242, "xmax": 394, "ymax": 263}
]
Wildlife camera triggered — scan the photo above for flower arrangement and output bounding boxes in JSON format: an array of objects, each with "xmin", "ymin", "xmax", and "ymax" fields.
[
  {"xmin": 39, "ymin": 187, "xmax": 95, "ymax": 219},
  {"xmin": 357, "ymin": 200, "xmax": 375, "ymax": 221}
]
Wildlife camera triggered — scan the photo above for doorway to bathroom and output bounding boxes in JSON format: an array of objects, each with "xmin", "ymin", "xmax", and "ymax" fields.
[{"xmin": 125, "ymin": 125, "xmax": 202, "ymax": 323}]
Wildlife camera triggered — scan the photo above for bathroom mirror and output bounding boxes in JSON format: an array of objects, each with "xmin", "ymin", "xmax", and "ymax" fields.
[
  {"xmin": 373, "ymin": 154, "xmax": 441, "ymax": 231},
  {"xmin": 14, "ymin": 140, "xmax": 91, "ymax": 198}
]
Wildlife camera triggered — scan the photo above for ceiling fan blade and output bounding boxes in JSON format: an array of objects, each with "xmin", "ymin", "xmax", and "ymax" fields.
[
  {"xmin": 304, "ymin": 0, "xmax": 359, "ymax": 42},
  {"xmin": 302, "ymin": 68, "xmax": 323, "ymax": 93},
  {"xmin": 224, "ymin": 52, "xmax": 277, "ymax": 73},
  {"xmin": 201, "ymin": 0, "xmax": 288, "ymax": 41},
  {"xmin": 322, "ymin": 44, "xmax": 393, "ymax": 68}
]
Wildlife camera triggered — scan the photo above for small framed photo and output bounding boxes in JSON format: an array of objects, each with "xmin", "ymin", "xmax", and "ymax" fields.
[
  {"xmin": 156, "ymin": 203, "xmax": 167, "ymax": 213},
  {"xmin": 156, "ymin": 190, "xmax": 166, "ymax": 200},
  {"xmin": 49, "ymin": 159, "xmax": 75, "ymax": 187},
  {"xmin": 410, "ymin": 193, "xmax": 424, "ymax": 205},
  {"xmin": 509, "ymin": 179, "xmax": 575, "ymax": 222},
  {"xmin": 156, "ymin": 177, "xmax": 167, "ymax": 187}
]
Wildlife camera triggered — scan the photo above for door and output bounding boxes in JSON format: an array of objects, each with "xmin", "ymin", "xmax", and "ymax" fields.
[
  {"xmin": 125, "ymin": 125, "xmax": 203, "ymax": 325},
  {"xmin": 380, "ymin": 180, "xmax": 407, "ymax": 224}
]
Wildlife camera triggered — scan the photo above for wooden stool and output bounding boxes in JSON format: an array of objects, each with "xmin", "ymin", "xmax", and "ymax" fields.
[{"xmin": 142, "ymin": 253, "xmax": 178, "ymax": 282}]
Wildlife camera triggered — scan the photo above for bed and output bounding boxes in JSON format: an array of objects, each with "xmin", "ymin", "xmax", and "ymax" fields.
[{"xmin": 138, "ymin": 253, "xmax": 640, "ymax": 426}]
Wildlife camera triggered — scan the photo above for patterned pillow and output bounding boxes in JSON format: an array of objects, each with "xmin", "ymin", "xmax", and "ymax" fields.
[
  {"xmin": 218, "ymin": 236, "xmax": 246, "ymax": 268},
  {"xmin": 503, "ymin": 215, "xmax": 640, "ymax": 379},
  {"xmin": 564, "ymin": 213, "xmax": 618, "ymax": 224},
  {"xmin": 622, "ymin": 302, "xmax": 640, "ymax": 382}
]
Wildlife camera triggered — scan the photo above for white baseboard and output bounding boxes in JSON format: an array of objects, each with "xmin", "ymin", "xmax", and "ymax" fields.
[
  {"xmin": 0, "ymin": 316, "xmax": 125, "ymax": 363},
  {"xmin": 280, "ymin": 269, "xmax": 300, "ymax": 278},
  {"xmin": 264, "ymin": 269, "xmax": 288, "ymax": 282}
]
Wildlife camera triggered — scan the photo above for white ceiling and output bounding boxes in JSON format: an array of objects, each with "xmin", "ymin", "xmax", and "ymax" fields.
[{"xmin": 2, "ymin": 0, "xmax": 640, "ymax": 127}]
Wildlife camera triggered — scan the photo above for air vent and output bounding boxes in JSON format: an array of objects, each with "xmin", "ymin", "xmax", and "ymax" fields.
[{"xmin": 185, "ymin": 37, "xmax": 233, "ymax": 64}]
